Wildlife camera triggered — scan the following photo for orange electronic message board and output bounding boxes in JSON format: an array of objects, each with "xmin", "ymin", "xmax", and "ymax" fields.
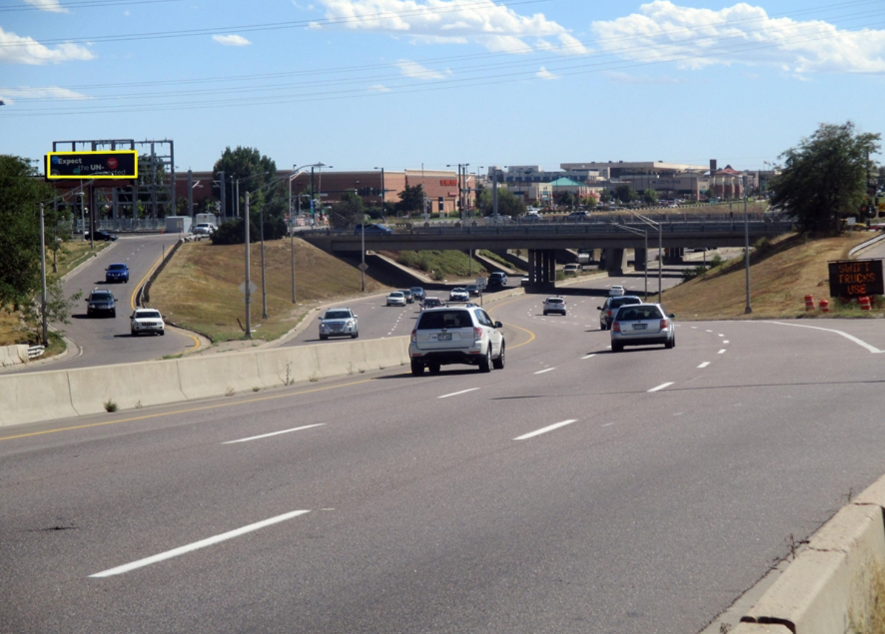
[{"xmin": 827, "ymin": 259, "xmax": 884, "ymax": 297}]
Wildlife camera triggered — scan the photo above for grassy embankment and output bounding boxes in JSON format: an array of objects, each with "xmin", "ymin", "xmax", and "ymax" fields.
[{"xmin": 662, "ymin": 231, "xmax": 881, "ymax": 319}]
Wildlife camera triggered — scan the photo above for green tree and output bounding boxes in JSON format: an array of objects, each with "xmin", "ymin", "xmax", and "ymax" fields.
[
  {"xmin": 212, "ymin": 146, "xmax": 279, "ymax": 220},
  {"xmin": 642, "ymin": 189, "xmax": 659, "ymax": 205},
  {"xmin": 615, "ymin": 184, "xmax": 638, "ymax": 204},
  {"xmin": 328, "ymin": 191, "xmax": 365, "ymax": 228},
  {"xmin": 770, "ymin": 122, "xmax": 881, "ymax": 235},
  {"xmin": 0, "ymin": 156, "xmax": 54, "ymax": 311},
  {"xmin": 477, "ymin": 187, "xmax": 526, "ymax": 217},
  {"xmin": 396, "ymin": 183, "xmax": 425, "ymax": 216}
]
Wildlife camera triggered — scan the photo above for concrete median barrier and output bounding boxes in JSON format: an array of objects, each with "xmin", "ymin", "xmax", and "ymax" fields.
[
  {"xmin": 177, "ymin": 352, "xmax": 263, "ymax": 400},
  {"xmin": 740, "ymin": 481, "xmax": 885, "ymax": 634},
  {"xmin": 0, "ymin": 371, "xmax": 77, "ymax": 426},
  {"xmin": 67, "ymin": 360, "xmax": 186, "ymax": 415},
  {"xmin": 257, "ymin": 346, "xmax": 320, "ymax": 388}
]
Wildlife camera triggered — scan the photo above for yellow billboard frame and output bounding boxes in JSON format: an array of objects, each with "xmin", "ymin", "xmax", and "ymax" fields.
[{"xmin": 45, "ymin": 150, "xmax": 138, "ymax": 180}]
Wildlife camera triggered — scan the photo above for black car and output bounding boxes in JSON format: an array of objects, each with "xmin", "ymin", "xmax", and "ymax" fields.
[
  {"xmin": 597, "ymin": 295, "xmax": 643, "ymax": 330},
  {"xmin": 85, "ymin": 229, "xmax": 119, "ymax": 241},
  {"xmin": 86, "ymin": 288, "xmax": 117, "ymax": 317},
  {"xmin": 400, "ymin": 289, "xmax": 414, "ymax": 304}
]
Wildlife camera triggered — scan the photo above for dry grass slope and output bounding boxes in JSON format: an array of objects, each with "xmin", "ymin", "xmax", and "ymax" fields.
[
  {"xmin": 148, "ymin": 238, "xmax": 387, "ymax": 342},
  {"xmin": 663, "ymin": 233, "xmax": 876, "ymax": 320}
]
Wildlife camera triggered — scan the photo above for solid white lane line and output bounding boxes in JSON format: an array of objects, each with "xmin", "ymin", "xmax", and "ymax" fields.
[
  {"xmin": 718, "ymin": 349, "xmax": 727, "ymax": 354},
  {"xmin": 89, "ymin": 510, "xmax": 311, "ymax": 578},
  {"xmin": 534, "ymin": 368, "xmax": 556, "ymax": 374},
  {"xmin": 223, "ymin": 424, "xmax": 326, "ymax": 444},
  {"xmin": 582, "ymin": 354, "xmax": 596, "ymax": 359},
  {"xmin": 515, "ymin": 419, "xmax": 577, "ymax": 441},
  {"xmin": 438, "ymin": 388, "xmax": 480, "ymax": 399},
  {"xmin": 768, "ymin": 321, "xmax": 883, "ymax": 354},
  {"xmin": 648, "ymin": 382, "xmax": 674, "ymax": 392},
  {"xmin": 698, "ymin": 362, "xmax": 710, "ymax": 368}
]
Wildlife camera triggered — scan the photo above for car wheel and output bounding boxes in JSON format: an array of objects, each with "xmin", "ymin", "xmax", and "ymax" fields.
[
  {"xmin": 131, "ymin": 330, "xmax": 137, "ymax": 336},
  {"xmin": 160, "ymin": 331, "xmax": 165, "ymax": 336},
  {"xmin": 411, "ymin": 360, "xmax": 424, "ymax": 376},
  {"xmin": 665, "ymin": 336, "xmax": 675, "ymax": 349},
  {"xmin": 429, "ymin": 363, "xmax": 441, "ymax": 374},
  {"xmin": 492, "ymin": 342, "xmax": 505, "ymax": 369},
  {"xmin": 612, "ymin": 341, "xmax": 623, "ymax": 352},
  {"xmin": 111, "ymin": 310, "xmax": 116, "ymax": 318},
  {"xmin": 543, "ymin": 311, "xmax": 547, "ymax": 316},
  {"xmin": 478, "ymin": 347, "xmax": 492, "ymax": 372},
  {"xmin": 352, "ymin": 332, "xmax": 358, "ymax": 339},
  {"xmin": 319, "ymin": 334, "xmax": 328, "ymax": 340}
]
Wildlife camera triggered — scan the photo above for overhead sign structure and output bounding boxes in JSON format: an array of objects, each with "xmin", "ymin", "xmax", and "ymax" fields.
[
  {"xmin": 827, "ymin": 259, "xmax": 884, "ymax": 298},
  {"xmin": 45, "ymin": 150, "xmax": 138, "ymax": 180}
]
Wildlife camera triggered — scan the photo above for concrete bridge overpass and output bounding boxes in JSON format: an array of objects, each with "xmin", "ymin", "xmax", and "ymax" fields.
[{"xmin": 301, "ymin": 217, "xmax": 795, "ymax": 289}]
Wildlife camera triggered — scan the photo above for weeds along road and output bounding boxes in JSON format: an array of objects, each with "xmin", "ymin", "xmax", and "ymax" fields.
[{"xmin": 4, "ymin": 286, "xmax": 885, "ymax": 634}]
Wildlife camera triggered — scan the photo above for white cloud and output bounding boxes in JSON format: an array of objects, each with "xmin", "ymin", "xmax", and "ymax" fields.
[
  {"xmin": 603, "ymin": 71, "xmax": 686, "ymax": 84},
  {"xmin": 212, "ymin": 34, "xmax": 252, "ymax": 46},
  {"xmin": 0, "ymin": 27, "xmax": 94, "ymax": 65},
  {"xmin": 315, "ymin": 0, "xmax": 587, "ymax": 55},
  {"xmin": 396, "ymin": 59, "xmax": 447, "ymax": 79},
  {"xmin": 368, "ymin": 84, "xmax": 391, "ymax": 91},
  {"xmin": 24, "ymin": 0, "xmax": 67, "ymax": 13},
  {"xmin": 0, "ymin": 86, "xmax": 92, "ymax": 104},
  {"xmin": 591, "ymin": 1, "xmax": 885, "ymax": 75},
  {"xmin": 536, "ymin": 66, "xmax": 559, "ymax": 80}
]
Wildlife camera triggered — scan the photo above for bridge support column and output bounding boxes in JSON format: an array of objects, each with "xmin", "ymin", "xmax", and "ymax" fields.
[
  {"xmin": 603, "ymin": 248, "xmax": 627, "ymax": 276},
  {"xmin": 634, "ymin": 248, "xmax": 647, "ymax": 271},
  {"xmin": 527, "ymin": 249, "xmax": 557, "ymax": 291}
]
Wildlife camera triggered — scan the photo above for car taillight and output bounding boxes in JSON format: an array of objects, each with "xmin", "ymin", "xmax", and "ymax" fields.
[
  {"xmin": 410, "ymin": 329, "xmax": 417, "ymax": 343},
  {"xmin": 612, "ymin": 322, "xmax": 621, "ymax": 332},
  {"xmin": 660, "ymin": 318, "xmax": 669, "ymax": 329},
  {"xmin": 474, "ymin": 327, "xmax": 483, "ymax": 341},
  {"xmin": 607, "ymin": 310, "xmax": 612, "ymax": 317}
]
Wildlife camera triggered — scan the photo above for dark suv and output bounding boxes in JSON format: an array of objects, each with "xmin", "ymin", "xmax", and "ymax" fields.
[
  {"xmin": 598, "ymin": 295, "xmax": 642, "ymax": 330},
  {"xmin": 488, "ymin": 272, "xmax": 508, "ymax": 288},
  {"xmin": 86, "ymin": 288, "xmax": 117, "ymax": 318}
]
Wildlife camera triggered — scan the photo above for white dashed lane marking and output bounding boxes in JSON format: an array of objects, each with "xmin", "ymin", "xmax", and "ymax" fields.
[
  {"xmin": 648, "ymin": 382, "xmax": 674, "ymax": 392},
  {"xmin": 223, "ymin": 424, "xmax": 325, "ymax": 444},
  {"xmin": 534, "ymin": 368, "xmax": 556, "ymax": 375},
  {"xmin": 438, "ymin": 388, "xmax": 480, "ymax": 399},
  {"xmin": 698, "ymin": 362, "xmax": 710, "ymax": 369},
  {"xmin": 515, "ymin": 419, "xmax": 577, "ymax": 441}
]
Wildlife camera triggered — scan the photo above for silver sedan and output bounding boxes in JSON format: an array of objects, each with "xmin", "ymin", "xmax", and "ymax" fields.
[{"xmin": 610, "ymin": 303, "xmax": 675, "ymax": 352}]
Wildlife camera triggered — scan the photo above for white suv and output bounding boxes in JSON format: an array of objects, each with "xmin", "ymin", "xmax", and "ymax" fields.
[
  {"xmin": 130, "ymin": 308, "xmax": 165, "ymax": 336},
  {"xmin": 409, "ymin": 306, "xmax": 505, "ymax": 375}
]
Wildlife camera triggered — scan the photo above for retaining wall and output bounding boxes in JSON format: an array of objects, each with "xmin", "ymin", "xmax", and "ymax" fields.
[{"xmin": 0, "ymin": 336, "xmax": 410, "ymax": 428}]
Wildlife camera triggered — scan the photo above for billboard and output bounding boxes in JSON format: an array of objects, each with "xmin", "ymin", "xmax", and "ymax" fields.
[
  {"xmin": 45, "ymin": 150, "xmax": 138, "ymax": 180},
  {"xmin": 827, "ymin": 259, "xmax": 884, "ymax": 298}
]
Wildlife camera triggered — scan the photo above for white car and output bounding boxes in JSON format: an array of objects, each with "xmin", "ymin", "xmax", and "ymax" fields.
[
  {"xmin": 563, "ymin": 263, "xmax": 580, "ymax": 275},
  {"xmin": 609, "ymin": 285, "xmax": 625, "ymax": 297},
  {"xmin": 449, "ymin": 287, "xmax": 469, "ymax": 302},
  {"xmin": 318, "ymin": 307, "xmax": 358, "ymax": 340},
  {"xmin": 386, "ymin": 291, "xmax": 407, "ymax": 307},
  {"xmin": 543, "ymin": 296, "xmax": 567, "ymax": 316},
  {"xmin": 409, "ymin": 305, "xmax": 505, "ymax": 375},
  {"xmin": 192, "ymin": 223, "xmax": 216, "ymax": 236},
  {"xmin": 130, "ymin": 308, "xmax": 165, "ymax": 336}
]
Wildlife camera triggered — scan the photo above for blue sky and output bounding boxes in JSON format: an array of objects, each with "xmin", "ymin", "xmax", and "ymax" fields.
[{"xmin": 2, "ymin": 0, "xmax": 884, "ymax": 174}]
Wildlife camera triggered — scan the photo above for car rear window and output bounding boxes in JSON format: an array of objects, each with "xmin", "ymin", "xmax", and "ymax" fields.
[
  {"xmin": 617, "ymin": 306, "xmax": 662, "ymax": 321},
  {"xmin": 417, "ymin": 310, "xmax": 472, "ymax": 330},
  {"xmin": 612, "ymin": 297, "xmax": 641, "ymax": 308},
  {"xmin": 546, "ymin": 298, "xmax": 563, "ymax": 304}
]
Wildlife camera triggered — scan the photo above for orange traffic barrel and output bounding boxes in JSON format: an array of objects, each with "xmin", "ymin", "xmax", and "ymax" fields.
[
  {"xmin": 805, "ymin": 294, "xmax": 814, "ymax": 311},
  {"xmin": 819, "ymin": 299, "xmax": 829, "ymax": 313},
  {"xmin": 860, "ymin": 296, "xmax": 871, "ymax": 311}
]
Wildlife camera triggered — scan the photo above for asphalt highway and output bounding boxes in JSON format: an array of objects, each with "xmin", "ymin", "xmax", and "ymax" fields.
[{"xmin": 4, "ymin": 288, "xmax": 885, "ymax": 634}]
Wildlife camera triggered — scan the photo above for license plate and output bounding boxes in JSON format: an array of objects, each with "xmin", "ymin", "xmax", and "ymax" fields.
[
  {"xmin": 437, "ymin": 333, "xmax": 452, "ymax": 341},
  {"xmin": 632, "ymin": 323, "xmax": 647, "ymax": 330}
]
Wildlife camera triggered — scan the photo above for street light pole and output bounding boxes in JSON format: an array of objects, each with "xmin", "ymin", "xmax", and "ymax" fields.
[
  {"xmin": 288, "ymin": 163, "xmax": 328, "ymax": 302},
  {"xmin": 39, "ymin": 203, "xmax": 48, "ymax": 346},
  {"xmin": 626, "ymin": 210, "xmax": 663, "ymax": 302},
  {"xmin": 743, "ymin": 175, "xmax": 752, "ymax": 314}
]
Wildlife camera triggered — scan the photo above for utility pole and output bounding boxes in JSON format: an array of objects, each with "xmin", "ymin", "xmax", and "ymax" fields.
[
  {"xmin": 244, "ymin": 191, "xmax": 252, "ymax": 339},
  {"xmin": 743, "ymin": 175, "xmax": 752, "ymax": 314},
  {"xmin": 39, "ymin": 203, "xmax": 48, "ymax": 346},
  {"xmin": 218, "ymin": 171, "xmax": 225, "ymax": 221}
]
